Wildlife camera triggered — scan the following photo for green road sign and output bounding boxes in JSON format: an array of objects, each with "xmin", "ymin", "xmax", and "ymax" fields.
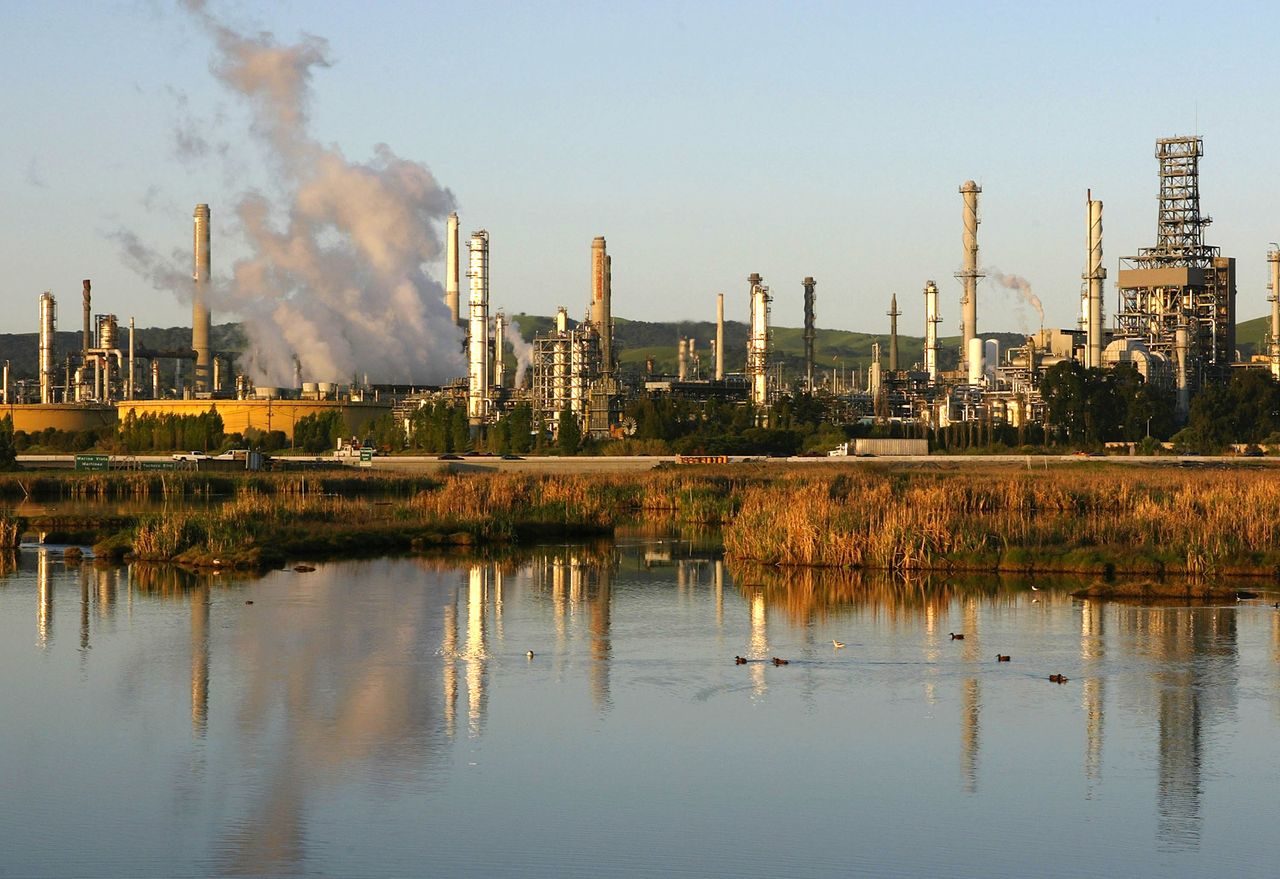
[{"xmin": 75, "ymin": 454, "xmax": 110, "ymax": 472}]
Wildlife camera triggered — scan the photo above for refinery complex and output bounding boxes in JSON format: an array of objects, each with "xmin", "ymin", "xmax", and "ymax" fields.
[{"xmin": 4, "ymin": 135, "xmax": 1279, "ymax": 444}]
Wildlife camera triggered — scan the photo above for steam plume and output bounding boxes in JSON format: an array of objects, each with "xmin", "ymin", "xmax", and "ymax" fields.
[
  {"xmin": 987, "ymin": 270, "xmax": 1045, "ymax": 327},
  {"xmin": 507, "ymin": 320, "xmax": 534, "ymax": 387},
  {"xmin": 130, "ymin": 1, "xmax": 464, "ymax": 385}
]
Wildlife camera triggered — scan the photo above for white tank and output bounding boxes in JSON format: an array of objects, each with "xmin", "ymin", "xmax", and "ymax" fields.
[{"xmin": 967, "ymin": 337, "xmax": 984, "ymax": 386}]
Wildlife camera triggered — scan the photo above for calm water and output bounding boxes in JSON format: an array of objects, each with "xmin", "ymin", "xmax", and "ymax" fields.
[{"xmin": 2, "ymin": 543, "xmax": 1279, "ymax": 878}]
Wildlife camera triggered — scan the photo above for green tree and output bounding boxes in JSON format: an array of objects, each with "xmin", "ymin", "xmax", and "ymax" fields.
[
  {"xmin": 557, "ymin": 408, "xmax": 582, "ymax": 456},
  {"xmin": 0, "ymin": 415, "xmax": 17, "ymax": 470}
]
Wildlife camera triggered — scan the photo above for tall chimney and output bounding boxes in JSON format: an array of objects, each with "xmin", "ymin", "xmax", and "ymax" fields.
[
  {"xmin": 957, "ymin": 181, "xmax": 983, "ymax": 370},
  {"xmin": 1268, "ymin": 248, "xmax": 1280, "ymax": 380},
  {"xmin": 603, "ymin": 253, "xmax": 612, "ymax": 374},
  {"xmin": 802, "ymin": 277, "xmax": 817, "ymax": 392},
  {"xmin": 887, "ymin": 293, "xmax": 900, "ymax": 373},
  {"xmin": 39, "ymin": 292, "xmax": 56, "ymax": 404},
  {"xmin": 1085, "ymin": 191, "xmax": 1106, "ymax": 369},
  {"xmin": 677, "ymin": 338, "xmax": 687, "ymax": 381},
  {"xmin": 128, "ymin": 317, "xmax": 136, "ymax": 400},
  {"xmin": 82, "ymin": 280, "xmax": 92, "ymax": 359},
  {"xmin": 467, "ymin": 230, "xmax": 491, "ymax": 425},
  {"xmin": 924, "ymin": 280, "xmax": 940, "ymax": 383},
  {"xmin": 715, "ymin": 293, "xmax": 725, "ymax": 381},
  {"xmin": 445, "ymin": 211, "xmax": 461, "ymax": 327},
  {"xmin": 591, "ymin": 237, "xmax": 612, "ymax": 375},
  {"xmin": 192, "ymin": 204, "xmax": 212, "ymax": 393},
  {"xmin": 493, "ymin": 312, "xmax": 505, "ymax": 388}
]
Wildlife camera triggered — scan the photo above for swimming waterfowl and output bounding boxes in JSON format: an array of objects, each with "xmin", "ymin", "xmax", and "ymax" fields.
[
  {"xmin": 949, "ymin": 633, "xmax": 964, "ymax": 640},
  {"xmin": 735, "ymin": 655, "xmax": 748, "ymax": 664},
  {"xmin": 1049, "ymin": 674, "xmax": 1069, "ymax": 683},
  {"xmin": 526, "ymin": 650, "xmax": 535, "ymax": 659},
  {"xmin": 832, "ymin": 640, "xmax": 846, "ymax": 649},
  {"xmin": 772, "ymin": 657, "xmax": 789, "ymax": 666},
  {"xmin": 996, "ymin": 654, "xmax": 1010, "ymax": 662}
]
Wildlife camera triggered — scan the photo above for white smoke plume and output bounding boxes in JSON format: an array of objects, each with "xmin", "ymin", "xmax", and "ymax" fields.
[
  {"xmin": 507, "ymin": 319, "xmax": 535, "ymax": 387},
  {"xmin": 128, "ymin": 1, "xmax": 464, "ymax": 385},
  {"xmin": 987, "ymin": 270, "xmax": 1045, "ymax": 328}
]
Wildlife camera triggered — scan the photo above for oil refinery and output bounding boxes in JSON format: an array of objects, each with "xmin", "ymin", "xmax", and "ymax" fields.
[{"xmin": 3, "ymin": 135, "xmax": 1278, "ymax": 445}]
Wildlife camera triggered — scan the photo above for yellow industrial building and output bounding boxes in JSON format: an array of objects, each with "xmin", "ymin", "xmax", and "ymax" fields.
[{"xmin": 116, "ymin": 399, "xmax": 391, "ymax": 440}]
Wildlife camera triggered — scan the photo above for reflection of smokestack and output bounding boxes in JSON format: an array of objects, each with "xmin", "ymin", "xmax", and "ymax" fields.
[
  {"xmin": 715, "ymin": 293, "xmax": 725, "ymax": 381},
  {"xmin": 82, "ymin": 280, "xmax": 92, "ymax": 359},
  {"xmin": 467, "ymin": 230, "xmax": 490, "ymax": 425},
  {"xmin": 957, "ymin": 181, "xmax": 983, "ymax": 370},
  {"xmin": 888, "ymin": 293, "xmax": 900, "ymax": 373},
  {"xmin": 924, "ymin": 280, "xmax": 940, "ymax": 383},
  {"xmin": 39, "ymin": 291, "xmax": 56, "ymax": 404},
  {"xmin": 1085, "ymin": 191, "xmax": 1106, "ymax": 369},
  {"xmin": 1268, "ymin": 249, "xmax": 1280, "ymax": 380},
  {"xmin": 445, "ymin": 212, "xmax": 460, "ymax": 327},
  {"xmin": 802, "ymin": 277, "xmax": 816, "ymax": 392},
  {"xmin": 192, "ymin": 204, "xmax": 212, "ymax": 393}
]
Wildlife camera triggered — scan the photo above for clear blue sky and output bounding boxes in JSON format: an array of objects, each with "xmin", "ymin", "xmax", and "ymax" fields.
[{"xmin": 3, "ymin": 0, "xmax": 1277, "ymax": 342}]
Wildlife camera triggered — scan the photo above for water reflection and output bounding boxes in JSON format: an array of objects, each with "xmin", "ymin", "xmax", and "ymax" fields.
[{"xmin": 1, "ymin": 542, "xmax": 1274, "ymax": 876}]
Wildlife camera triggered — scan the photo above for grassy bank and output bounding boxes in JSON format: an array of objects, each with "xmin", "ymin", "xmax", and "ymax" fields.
[
  {"xmin": 721, "ymin": 467, "xmax": 1280, "ymax": 578},
  {"xmin": 11, "ymin": 464, "xmax": 1280, "ymax": 579}
]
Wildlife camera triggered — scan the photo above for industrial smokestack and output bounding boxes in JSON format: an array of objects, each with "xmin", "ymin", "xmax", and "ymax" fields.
[
  {"xmin": 715, "ymin": 293, "xmax": 725, "ymax": 381},
  {"xmin": 923, "ymin": 280, "xmax": 940, "ymax": 383},
  {"xmin": 604, "ymin": 254, "xmax": 612, "ymax": 374},
  {"xmin": 591, "ymin": 237, "xmax": 613, "ymax": 374},
  {"xmin": 38, "ymin": 292, "xmax": 56, "ymax": 404},
  {"xmin": 82, "ymin": 280, "xmax": 92, "ymax": 360},
  {"xmin": 128, "ymin": 317, "xmax": 136, "ymax": 400},
  {"xmin": 445, "ymin": 212, "xmax": 461, "ymax": 327},
  {"xmin": 1085, "ymin": 191, "xmax": 1106, "ymax": 369},
  {"xmin": 1268, "ymin": 248, "xmax": 1280, "ymax": 380},
  {"xmin": 467, "ymin": 230, "xmax": 491, "ymax": 425},
  {"xmin": 677, "ymin": 338, "xmax": 687, "ymax": 381},
  {"xmin": 802, "ymin": 277, "xmax": 816, "ymax": 392},
  {"xmin": 957, "ymin": 181, "xmax": 983, "ymax": 370},
  {"xmin": 192, "ymin": 204, "xmax": 212, "ymax": 393},
  {"xmin": 888, "ymin": 293, "xmax": 900, "ymax": 373}
]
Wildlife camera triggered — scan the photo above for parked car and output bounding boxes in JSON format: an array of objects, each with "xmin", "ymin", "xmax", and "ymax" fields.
[
  {"xmin": 439, "ymin": 453, "xmax": 463, "ymax": 461},
  {"xmin": 171, "ymin": 451, "xmax": 208, "ymax": 461}
]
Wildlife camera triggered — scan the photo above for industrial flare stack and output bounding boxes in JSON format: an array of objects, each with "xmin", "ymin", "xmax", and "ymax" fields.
[
  {"xmin": 1083, "ymin": 192, "xmax": 1106, "ymax": 369},
  {"xmin": 802, "ymin": 277, "xmax": 816, "ymax": 392},
  {"xmin": 445, "ymin": 211, "xmax": 461, "ymax": 327},
  {"xmin": 957, "ymin": 181, "xmax": 983, "ymax": 373}
]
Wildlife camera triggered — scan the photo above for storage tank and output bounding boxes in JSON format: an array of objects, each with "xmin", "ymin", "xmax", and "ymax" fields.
[{"xmin": 967, "ymin": 337, "xmax": 984, "ymax": 385}]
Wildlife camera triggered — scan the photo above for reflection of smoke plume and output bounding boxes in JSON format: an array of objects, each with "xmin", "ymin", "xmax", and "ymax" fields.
[
  {"xmin": 987, "ymin": 270, "xmax": 1045, "ymax": 327},
  {"xmin": 127, "ymin": 1, "xmax": 464, "ymax": 385},
  {"xmin": 507, "ymin": 320, "xmax": 534, "ymax": 387}
]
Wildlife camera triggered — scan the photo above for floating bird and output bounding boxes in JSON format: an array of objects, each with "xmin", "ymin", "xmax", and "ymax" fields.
[
  {"xmin": 294, "ymin": 564, "xmax": 316, "ymax": 573},
  {"xmin": 1030, "ymin": 584, "xmax": 1040, "ymax": 591},
  {"xmin": 245, "ymin": 600, "xmax": 254, "ymax": 605},
  {"xmin": 1273, "ymin": 602, "xmax": 1280, "ymax": 610},
  {"xmin": 949, "ymin": 632, "xmax": 965, "ymax": 641},
  {"xmin": 735, "ymin": 655, "xmax": 748, "ymax": 665},
  {"xmin": 526, "ymin": 650, "xmax": 535, "ymax": 659},
  {"xmin": 996, "ymin": 654, "xmax": 1011, "ymax": 662},
  {"xmin": 1049, "ymin": 674, "xmax": 1069, "ymax": 684},
  {"xmin": 832, "ymin": 640, "xmax": 846, "ymax": 649},
  {"xmin": 772, "ymin": 657, "xmax": 790, "ymax": 666}
]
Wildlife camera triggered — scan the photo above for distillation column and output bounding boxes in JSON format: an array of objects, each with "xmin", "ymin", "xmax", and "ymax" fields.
[
  {"xmin": 467, "ymin": 230, "xmax": 491, "ymax": 425},
  {"xmin": 1085, "ymin": 192, "xmax": 1106, "ymax": 369},
  {"xmin": 493, "ymin": 312, "xmax": 505, "ymax": 388},
  {"xmin": 888, "ymin": 293, "xmax": 900, "ymax": 372},
  {"xmin": 192, "ymin": 204, "xmax": 212, "ymax": 393},
  {"xmin": 445, "ymin": 211, "xmax": 461, "ymax": 327},
  {"xmin": 715, "ymin": 293, "xmax": 725, "ymax": 381},
  {"xmin": 957, "ymin": 181, "xmax": 983, "ymax": 371},
  {"xmin": 1269, "ymin": 249, "xmax": 1280, "ymax": 380},
  {"xmin": 802, "ymin": 277, "xmax": 816, "ymax": 392},
  {"xmin": 747, "ymin": 277, "xmax": 770, "ymax": 407},
  {"xmin": 924, "ymin": 280, "xmax": 940, "ymax": 383}
]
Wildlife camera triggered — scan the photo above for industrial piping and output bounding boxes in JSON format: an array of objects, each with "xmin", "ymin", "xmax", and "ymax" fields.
[
  {"xmin": 445, "ymin": 212, "xmax": 461, "ymax": 327},
  {"xmin": 1085, "ymin": 192, "xmax": 1106, "ymax": 369},
  {"xmin": 467, "ymin": 230, "xmax": 490, "ymax": 424},
  {"xmin": 957, "ymin": 181, "xmax": 983, "ymax": 371}
]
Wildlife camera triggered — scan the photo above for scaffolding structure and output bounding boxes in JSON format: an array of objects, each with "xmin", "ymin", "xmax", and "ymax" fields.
[
  {"xmin": 1116, "ymin": 136, "xmax": 1236, "ymax": 410},
  {"xmin": 530, "ymin": 313, "xmax": 603, "ymax": 436}
]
